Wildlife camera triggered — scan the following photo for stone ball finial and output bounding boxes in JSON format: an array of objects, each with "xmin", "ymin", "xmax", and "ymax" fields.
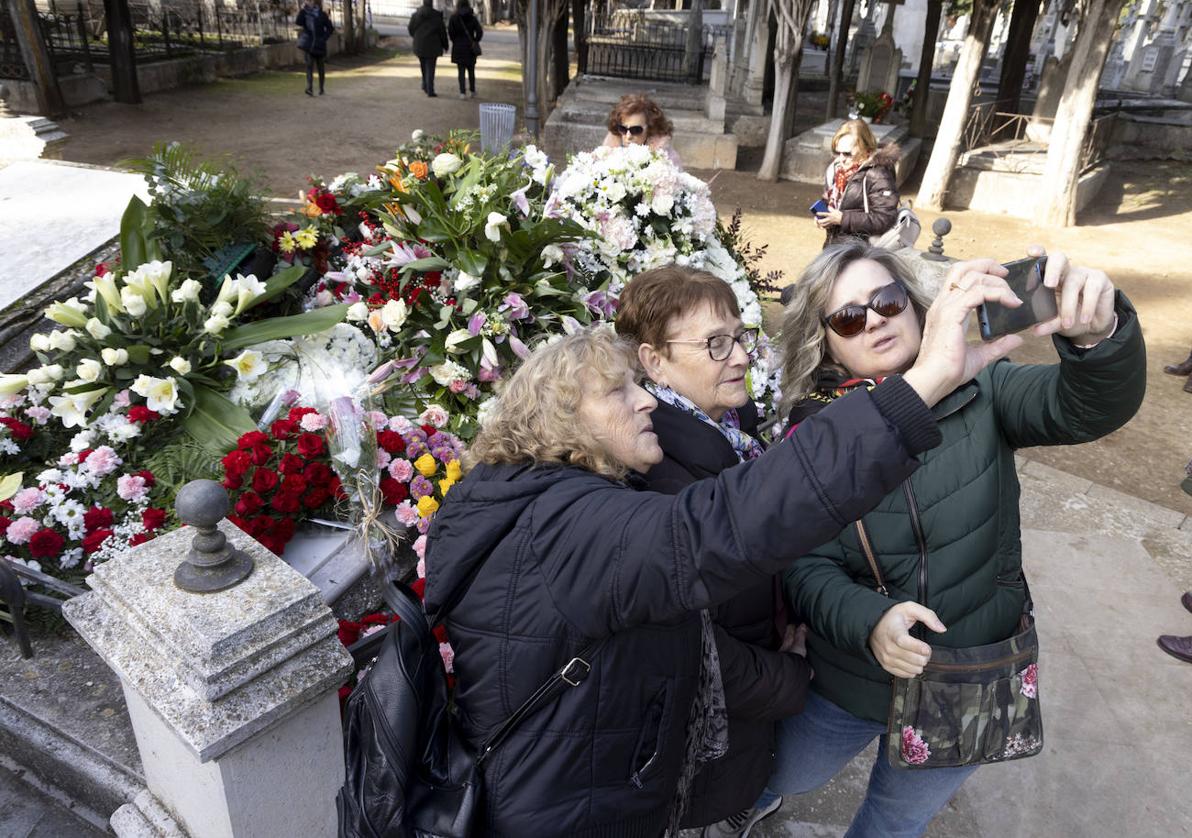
[
  {"xmin": 923, "ymin": 216, "xmax": 953, "ymax": 262},
  {"xmin": 173, "ymin": 480, "xmax": 254, "ymax": 594},
  {"xmin": 932, "ymin": 218, "xmax": 952, "ymax": 238}
]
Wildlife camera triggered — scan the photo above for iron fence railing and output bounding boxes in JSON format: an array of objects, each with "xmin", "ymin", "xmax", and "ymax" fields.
[{"xmin": 582, "ymin": 18, "xmax": 723, "ymax": 84}]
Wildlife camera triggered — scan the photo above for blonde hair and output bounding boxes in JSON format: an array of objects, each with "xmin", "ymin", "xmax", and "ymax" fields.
[
  {"xmin": 466, "ymin": 326, "xmax": 638, "ymax": 480},
  {"xmin": 832, "ymin": 119, "xmax": 878, "ymax": 162},
  {"xmin": 778, "ymin": 241, "xmax": 933, "ymax": 416}
]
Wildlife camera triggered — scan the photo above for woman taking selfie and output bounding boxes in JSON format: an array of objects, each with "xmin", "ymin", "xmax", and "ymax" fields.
[
  {"xmin": 745, "ymin": 242, "xmax": 1144, "ymax": 836},
  {"xmin": 422, "ymin": 262, "xmax": 1026, "ymax": 836}
]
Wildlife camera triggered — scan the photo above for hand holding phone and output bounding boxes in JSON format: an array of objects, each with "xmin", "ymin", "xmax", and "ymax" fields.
[
  {"xmin": 810, "ymin": 198, "xmax": 828, "ymax": 216},
  {"xmin": 977, "ymin": 257, "xmax": 1056, "ymax": 341}
]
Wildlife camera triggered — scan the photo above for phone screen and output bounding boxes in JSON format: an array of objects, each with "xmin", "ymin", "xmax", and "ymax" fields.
[{"xmin": 978, "ymin": 257, "xmax": 1057, "ymax": 340}]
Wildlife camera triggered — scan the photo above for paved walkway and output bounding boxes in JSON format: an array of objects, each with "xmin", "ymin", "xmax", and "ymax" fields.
[{"xmin": 0, "ymin": 764, "xmax": 106, "ymax": 837}]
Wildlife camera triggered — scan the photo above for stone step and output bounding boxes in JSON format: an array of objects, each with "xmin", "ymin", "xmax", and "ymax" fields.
[
  {"xmin": 550, "ymin": 99, "xmax": 726, "ymax": 136},
  {"xmin": 568, "ymin": 75, "xmax": 710, "ymax": 112}
]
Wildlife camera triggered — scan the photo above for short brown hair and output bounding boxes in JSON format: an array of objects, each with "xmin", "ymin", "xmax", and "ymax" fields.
[
  {"xmin": 832, "ymin": 119, "xmax": 878, "ymax": 160},
  {"xmin": 615, "ymin": 265, "xmax": 741, "ymax": 355},
  {"xmin": 606, "ymin": 94, "xmax": 674, "ymax": 140}
]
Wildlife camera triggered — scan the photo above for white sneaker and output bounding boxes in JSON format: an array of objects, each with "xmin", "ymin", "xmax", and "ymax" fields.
[{"xmin": 699, "ymin": 796, "xmax": 783, "ymax": 838}]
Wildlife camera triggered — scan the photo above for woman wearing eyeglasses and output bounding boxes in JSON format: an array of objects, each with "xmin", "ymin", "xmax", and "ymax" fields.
[
  {"xmin": 601, "ymin": 93, "xmax": 679, "ymax": 163},
  {"xmin": 615, "ymin": 265, "xmax": 813, "ymax": 836},
  {"xmin": 815, "ymin": 119, "xmax": 901, "ymax": 248},
  {"xmin": 741, "ymin": 241, "xmax": 1144, "ymax": 835}
]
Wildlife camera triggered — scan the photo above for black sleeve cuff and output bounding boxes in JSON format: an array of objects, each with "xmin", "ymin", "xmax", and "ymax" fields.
[{"xmin": 870, "ymin": 376, "xmax": 942, "ymax": 456}]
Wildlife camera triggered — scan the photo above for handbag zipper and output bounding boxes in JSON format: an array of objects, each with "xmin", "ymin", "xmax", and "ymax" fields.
[{"xmin": 924, "ymin": 647, "xmax": 1035, "ymax": 672}]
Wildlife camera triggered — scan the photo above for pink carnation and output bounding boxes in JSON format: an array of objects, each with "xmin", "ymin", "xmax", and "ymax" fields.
[
  {"xmin": 113, "ymin": 389, "xmax": 132, "ymax": 409},
  {"xmin": 418, "ymin": 406, "xmax": 449, "ymax": 429},
  {"xmin": 900, "ymin": 726, "xmax": 931, "ymax": 765},
  {"xmin": 5, "ymin": 517, "xmax": 41, "ymax": 545},
  {"xmin": 366, "ymin": 411, "xmax": 389, "ymax": 431},
  {"xmin": 438, "ymin": 641, "xmax": 455, "ymax": 674},
  {"xmin": 84, "ymin": 445, "xmax": 121, "ymax": 478},
  {"xmin": 58, "ymin": 452, "xmax": 80, "ymax": 467},
  {"xmin": 393, "ymin": 501, "xmax": 419, "ymax": 528},
  {"xmin": 376, "ymin": 450, "xmax": 392, "ymax": 469},
  {"xmin": 388, "ymin": 458, "xmax": 414, "ymax": 482},
  {"xmin": 300, "ymin": 412, "xmax": 329, "ymax": 432},
  {"xmin": 24, "ymin": 406, "xmax": 50, "ymax": 425},
  {"xmin": 11, "ymin": 488, "xmax": 44, "ymax": 515},
  {"xmin": 388, "ymin": 416, "xmax": 414, "ymax": 434},
  {"xmin": 116, "ymin": 474, "xmax": 148, "ymax": 502},
  {"xmin": 416, "ymin": 556, "xmax": 426, "ymax": 578},
  {"xmin": 413, "ymin": 534, "xmax": 428, "ymax": 562}
]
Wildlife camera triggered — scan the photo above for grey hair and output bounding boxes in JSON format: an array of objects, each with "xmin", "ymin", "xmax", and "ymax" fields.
[{"xmin": 778, "ymin": 241, "xmax": 933, "ymax": 417}]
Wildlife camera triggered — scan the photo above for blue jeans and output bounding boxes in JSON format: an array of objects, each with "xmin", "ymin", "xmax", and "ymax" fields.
[{"xmin": 756, "ymin": 692, "xmax": 977, "ymax": 837}]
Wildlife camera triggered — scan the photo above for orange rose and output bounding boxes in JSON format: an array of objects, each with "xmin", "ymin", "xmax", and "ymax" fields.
[
  {"xmin": 303, "ymin": 202, "xmax": 322, "ymax": 217},
  {"xmin": 409, "ymin": 160, "xmax": 429, "ymax": 179}
]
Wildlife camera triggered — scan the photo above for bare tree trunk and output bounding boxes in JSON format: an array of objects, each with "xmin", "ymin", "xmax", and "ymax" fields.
[
  {"xmin": 909, "ymin": 0, "xmax": 943, "ymax": 137},
  {"xmin": 101, "ymin": 0, "xmax": 139, "ymax": 105},
  {"xmin": 915, "ymin": 0, "xmax": 997, "ymax": 210},
  {"xmin": 996, "ymin": 0, "xmax": 1042, "ymax": 113},
  {"xmin": 1033, "ymin": 0, "xmax": 1123, "ymax": 226},
  {"xmin": 825, "ymin": 0, "xmax": 854, "ymax": 118},
  {"xmin": 759, "ymin": 57, "xmax": 796, "ymax": 179}
]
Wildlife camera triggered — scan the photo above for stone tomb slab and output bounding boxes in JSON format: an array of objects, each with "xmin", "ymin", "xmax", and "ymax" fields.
[{"xmin": 0, "ymin": 160, "xmax": 149, "ymax": 312}]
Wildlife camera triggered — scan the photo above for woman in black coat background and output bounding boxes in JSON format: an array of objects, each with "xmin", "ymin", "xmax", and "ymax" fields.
[
  {"xmin": 295, "ymin": 0, "xmax": 334, "ymax": 96},
  {"xmin": 408, "ymin": 0, "xmax": 449, "ymax": 97},
  {"xmin": 615, "ymin": 266, "xmax": 812, "ymax": 836},
  {"xmin": 448, "ymin": 0, "xmax": 483, "ymax": 99}
]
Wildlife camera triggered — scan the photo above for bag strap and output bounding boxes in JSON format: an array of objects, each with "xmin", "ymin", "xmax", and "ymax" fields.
[
  {"xmin": 854, "ymin": 520, "xmax": 888, "ymax": 597},
  {"xmin": 475, "ymin": 636, "xmax": 607, "ymax": 766},
  {"xmin": 862, "ymin": 172, "xmax": 869, "ymax": 215},
  {"xmin": 378, "ymin": 578, "xmax": 608, "ymax": 768}
]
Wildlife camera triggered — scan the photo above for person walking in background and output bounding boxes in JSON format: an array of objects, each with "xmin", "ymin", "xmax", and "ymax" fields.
[
  {"xmin": 448, "ymin": 0, "xmax": 483, "ymax": 99},
  {"xmin": 1163, "ymin": 345, "xmax": 1192, "ymax": 393},
  {"xmin": 815, "ymin": 119, "xmax": 900, "ymax": 247},
  {"xmin": 295, "ymin": 0, "xmax": 334, "ymax": 96},
  {"xmin": 408, "ymin": 0, "xmax": 448, "ymax": 98}
]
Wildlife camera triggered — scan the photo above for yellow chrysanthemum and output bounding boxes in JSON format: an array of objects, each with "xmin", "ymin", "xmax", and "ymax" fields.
[
  {"xmin": 445, "ymin": 460, "xmax": 462, "ymax": 482},
  {"xmin": 294, "ymin": 227, "xmax": 319, "ymax": 249},
  {"xmin": 417, "ymin": 495, "xmax": 440, "ymax": 517},
  {"xmin": 278, "ymin": 231, "xmax": 296, "ymax": 254},
  {"xmin": 414, "ymin": 453, "xmax": 437, "ymax": 477}
]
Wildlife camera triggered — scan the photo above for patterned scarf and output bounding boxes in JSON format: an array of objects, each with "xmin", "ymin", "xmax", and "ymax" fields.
[
  {"xmin": 646, "ymin": 383, "xmax": 755, "ymax": 834},
  {"xmin": 786, "ymin": 374, "xmax": 881, "ymax": 436},
  {"xmin": 647, "ymin": 384, "xmax": 764, "ymax": 463},
  {"xmin": 828, "ymin": 159, "xmax": 862, "ymax": 210}
]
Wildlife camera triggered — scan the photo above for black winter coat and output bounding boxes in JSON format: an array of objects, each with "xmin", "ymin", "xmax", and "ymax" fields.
[
  {"xmin": 423, "ymin": 378, "xmax": 941, "ymax": 837},
  {"xmin": 448, "ymin": 10, "xmax": 483, "ymax": 65},
  {"xmin": 824, "ymin": 143, "xmax": 900, "ymax": 246},
  {"xmin": 408, "ymin": 4, "xmax": 449, "ymax": 59},
  {"xmin": 640, "ymin": 400, "xmax": 811, "ymax": 828},
  {"xmin": 295, "ymin": 5, "xmax": 334, "ymax": 56}
]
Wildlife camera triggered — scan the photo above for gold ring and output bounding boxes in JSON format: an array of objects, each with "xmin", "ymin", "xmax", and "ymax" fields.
[{"xmin": 949, "ymin": 281, "xmax": 962, "ymax": 291}]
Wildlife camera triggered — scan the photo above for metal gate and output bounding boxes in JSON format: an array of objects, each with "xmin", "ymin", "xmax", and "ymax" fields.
[{"xmin": 581, "ymin": 8, "xmax": 721, "ymax": 84}]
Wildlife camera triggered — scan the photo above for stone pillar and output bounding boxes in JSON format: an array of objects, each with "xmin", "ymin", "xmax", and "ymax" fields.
[
  {"xmin": 742, "ymin": 0, "xmax": 768, "ymax": 108},
  {"xmin": 8, "ymin": 0, "xmax": 65, "ymax": 116},
  {"xmin": 63, "ymin": 481, "xmax": 354, "ymax": 838},
  {"xmin": 707, "ymin": 30, "xmax": 729, "ymax": 124}
]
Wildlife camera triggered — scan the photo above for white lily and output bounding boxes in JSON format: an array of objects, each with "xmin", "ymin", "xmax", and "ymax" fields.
[
  {"xmin": 130, "ymin": 375, "xmax": 181, "ymax": 414},
  {"xmin": 215, "ymin": 274, "xmax": 238, "ymax": 305},
  {"xmin": 233, "ymin": 274, "xmax": 268, "ymax": 315},
  {"xmin": 204, "ymin": 314, "xmax": 231, "ymax": 335},
  {"xmin": 171, "ymin": 278, "xmax": 203, "ymax": 304},
  {"xmin": 85, "ymin": 317, "xmax": 112, "ymax": 340},
  {"xmin": 101, "ymin": 348, "xmax": 130, "ymax": 366},
  {"xmin": 47, "ymin": 330, "xmax": 77, "ymax": 353},
  {"xmin": 224, "ymin": 350, "xmax": 267, "ymax": 382},
  {"xmin": 454, "ymin": 271, "xmax": 481, "ymax": 293},
  {"xmin": 0, "ymin": 374, "xmax": 28, "ymax": 395},
  {"xmin": 444, "ymin": 329, "xmax": 473, "ymax": 354},
  {"xmin": 120, "ymin": 287, "xmax": 148, "ymax": 317},
  {"xmin": 76, "ymin": 359, "xmax": 103, "ymax": 383},
  {"xmin": 45, "ymin": 302, "xmax": 88, "ymax": 329},
  {"xmin": 132, "ymin": 260, "xmax": 173, "ymax": 305},
  {"xmin": 210, "ymin": 300, "xmax": 234, "ymax": 318},
  {"xmin": 87, "ymin": 274, "xmax": 124, "ymax": 313},
  {"xmin": 48, "ymin": 388, "xmax": 107, "ymax": 428},
  {"xmin": 484, "ymin": 212, "xmax": 508, "ymax": 243},
  {"xmin": 168, "ymin": 356, "xmax": 192, "ymax": 375},
  {"xmin": 29, "ymin": 333, "xmax": 51, "ymax": 353}
]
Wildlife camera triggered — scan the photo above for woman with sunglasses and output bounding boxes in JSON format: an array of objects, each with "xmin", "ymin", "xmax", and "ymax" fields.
[
  {"xmin": 615, "ymin": 264, "xmax": 812, "ymax": 835},
  {"xmin": 602, "ymin": 93, "xmax": 679, "ymax": 163},
  {"xmin": 740, "ymin": 241, "xmax": 1145, "ymax": 836},
  {"xmin": 815, "ymin": 119, "xmax": 900, "ymax": 247}
]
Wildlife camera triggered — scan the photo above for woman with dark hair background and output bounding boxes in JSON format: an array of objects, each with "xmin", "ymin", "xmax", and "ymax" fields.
[{"xmin": 448, "ymin": 0, "xmax": 483, "ymax": 99}]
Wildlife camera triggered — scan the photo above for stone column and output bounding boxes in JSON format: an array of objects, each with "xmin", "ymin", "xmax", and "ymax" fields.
[
  {"xmin": 742, "ymin": 0, "xmax": 768, "ymax": 109},
  {"xmin": 63, "ymin": 481, "xmax": 354, "ymax": 838}
]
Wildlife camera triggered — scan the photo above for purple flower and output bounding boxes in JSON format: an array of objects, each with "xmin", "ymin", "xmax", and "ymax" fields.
[
  {"xmin": 900, "ymin": 727, "xmax": 931, "ymax": 765},
  {"xmin": 511, "ymin": 184, "xmax": 531, "ymax": 217},
  {"xmin": 416, "ymin": 517, "xmax": 431, "ymax": 534},
  {"xmin": 468, "ymin": 311, "xmax": 488, "ymax": 336},
  {"xmin": 406, "ymin": 442, "xmax": 430, "ymax": 460},
  {"xmin": 581, "ymin": 290, "xmax": 618, "ymax": 319},
  {"xmin": 410, "ymin": 475, "xmax": 434, "ymax": 499},
  {"xmin": 508, "ymin": 334, "xmax": 530, "ymax": 359},
  {"xmin": 500, "ymin": 293, "xmax": 529, "ymax": 321}
]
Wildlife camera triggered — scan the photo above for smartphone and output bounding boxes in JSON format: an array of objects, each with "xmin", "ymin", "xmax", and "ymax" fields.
[
  {"xmin": 810, "ymin": 198, "xmax": 828, "ymax": 216},
  {"xmin": 977, "ymin": 256, "xmax": 1057, "ymax": 341}
]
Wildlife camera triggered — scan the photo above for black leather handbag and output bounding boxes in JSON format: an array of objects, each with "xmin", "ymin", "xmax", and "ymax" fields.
[{"xmin": 337, "ymin": 580, "xmax": 602, "ymax": 837}]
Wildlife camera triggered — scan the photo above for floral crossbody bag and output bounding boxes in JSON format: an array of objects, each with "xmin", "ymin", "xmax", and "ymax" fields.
[{"xmin": 854, "ymin": 520, "xmax": 1045, "ymax": 768}]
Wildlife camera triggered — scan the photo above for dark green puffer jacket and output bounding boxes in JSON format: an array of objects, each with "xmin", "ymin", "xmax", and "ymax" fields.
[{"xmin": 785, "ymin": 292, "xmax": 1146, "ymax": 724}]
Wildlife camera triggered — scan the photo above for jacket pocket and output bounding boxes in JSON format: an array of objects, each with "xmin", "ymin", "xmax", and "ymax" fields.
[{"xmin": 628, "ymin": 682, "xmax": 671, "ymax": 788}]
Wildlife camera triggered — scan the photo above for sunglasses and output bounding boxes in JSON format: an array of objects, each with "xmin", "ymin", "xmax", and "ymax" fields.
[
  {"xmin": 616, "ymin": 124, "xmax": 646, "ymax": 136},
  {"xmin": 822, "ymin": 282, "xmax": 910, "ymax": 338},
  {"xmin": 834, "ymin": 148, "xmax": 857, "ymax": 158},
  {"xmin": 666, "ymin": 328, "xmax": 760, "ymax": 362}
]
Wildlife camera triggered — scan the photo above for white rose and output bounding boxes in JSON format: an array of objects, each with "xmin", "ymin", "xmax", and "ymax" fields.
[
  {"xmin": 121, "ymin": 288, "xmax": 148, "ymax": 317},
  {"xmin": 412, "ymin": 129, "xmax": 425, "ymax": 141},
  {"xmin": 85, "ymin": 317, "xmax": 111, "ymax": 340},
  {"xmin": 168, "ymin": 356, "xmax": 192, "ymax": 375},
  {"xmin": 101, "ymin": 347, "xmax": 129, "ymax": 366},
  {"xmin": 76, "ymin": 359, "xmax": 103, "ymax": 382},
  {"xmin": 346, "ymin": 301, "xmax": 370, "ymax": 322},
  {"xmin": 429, "ymin": 361, "xmax": 469, "ymax": 387},
  {"xmin": 380, "ymin": 299, "xmax": 408, "ymax": 331},
  {"xmin": 453, "ymin": 271, "xmax": 481, "ymax": 293},
  {"xmin": 431, "ymin": 152, "xmax": 463, "ymax": 178},
  {"xmin": 171, "ymin": 278, "xmax": 203, "ymax": 303}
]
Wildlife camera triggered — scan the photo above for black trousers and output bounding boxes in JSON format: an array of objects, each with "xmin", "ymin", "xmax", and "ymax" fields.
[
  {"xmin": 419, "ymin": 56, "xmax": 438, "ymax": 94},
  {"xmin": 305, "ymin": 52, "xmax": 325, "ymax": 92},
  {"xmin": 457, "ymin": 62, "xmax": 475, "ymax": 94}
]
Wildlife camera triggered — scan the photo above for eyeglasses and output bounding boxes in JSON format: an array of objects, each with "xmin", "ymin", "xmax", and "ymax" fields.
[
  {"xmin": 821, "ymin": 282, "xmax": 910, "ymax": 338},
  {"xmin": 616, "ymin": 124, "xmax": 647, "ymax": 137},
  {"xmin": 666, "ymin": 327, "xmax": 760, "ymax": 362}
]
